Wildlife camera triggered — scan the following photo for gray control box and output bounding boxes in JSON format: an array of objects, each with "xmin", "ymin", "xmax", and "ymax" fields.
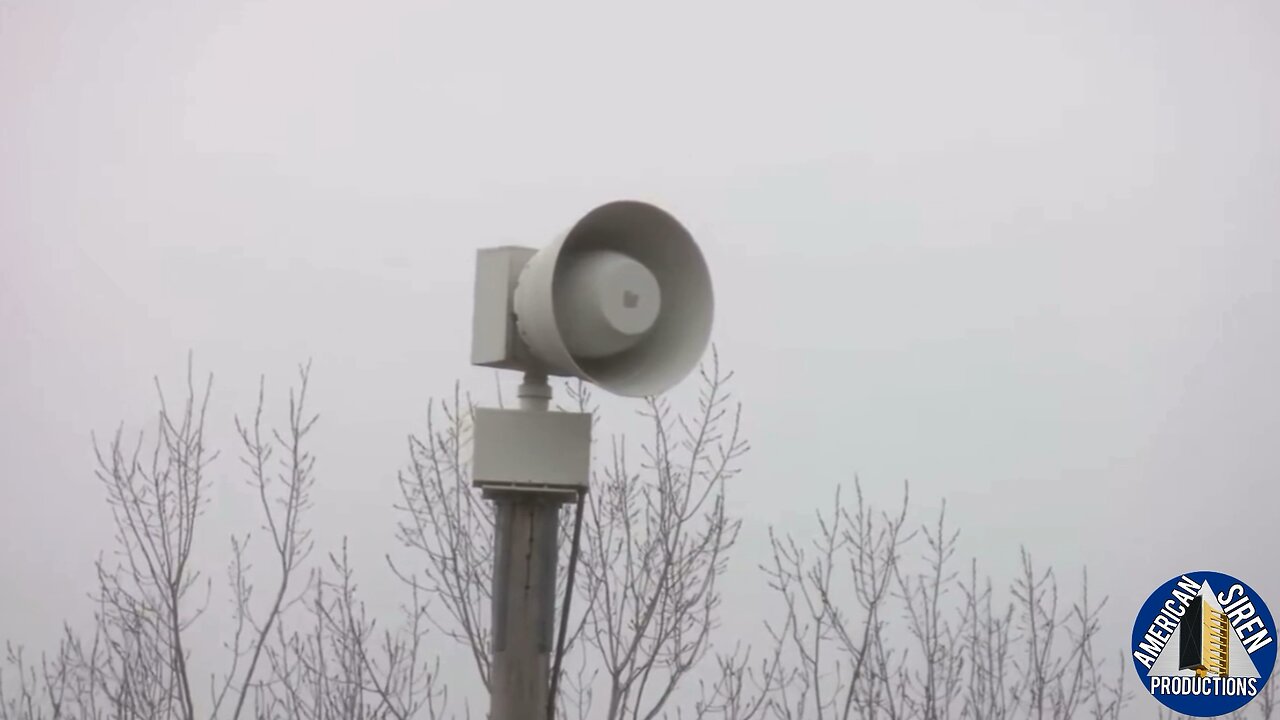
[{"xmin": 472, "ymin": 407, "xmax": 591, "ymax": 493}]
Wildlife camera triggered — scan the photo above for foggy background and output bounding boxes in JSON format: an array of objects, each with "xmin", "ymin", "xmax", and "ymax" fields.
[{"xmin": 2, "ymin": 0, "xmax": 1278, "ymax": 716}]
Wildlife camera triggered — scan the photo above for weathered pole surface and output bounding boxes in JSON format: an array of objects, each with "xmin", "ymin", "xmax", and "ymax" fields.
[{"xmin": 489, "ymin": 495, "xmax": 560, "ymax": 720}]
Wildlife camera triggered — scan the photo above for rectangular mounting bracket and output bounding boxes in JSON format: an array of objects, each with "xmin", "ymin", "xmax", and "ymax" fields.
[{"xmin": 472, "ymin": 407, "xmax": 591, "ymax": 493}]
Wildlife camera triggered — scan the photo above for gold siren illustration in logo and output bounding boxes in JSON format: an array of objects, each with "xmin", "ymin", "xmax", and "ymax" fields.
[{"xmin": 1180, "ymin": 596, "xmax": 1231, "ymax": 677}]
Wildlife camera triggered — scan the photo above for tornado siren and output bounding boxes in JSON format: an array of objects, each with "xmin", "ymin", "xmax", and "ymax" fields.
[
  {"xmin": 470, "ymin": 200, "xmax": 714, "ymax": 397},
  {"xmin": 469, "ymin": 200, "xmax": 715, "ymax": 494}
]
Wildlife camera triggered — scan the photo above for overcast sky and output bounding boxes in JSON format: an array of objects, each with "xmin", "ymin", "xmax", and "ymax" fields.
[{"xmin": 2, "ymin": 0, "xmax": 1278, "ymax": 716}]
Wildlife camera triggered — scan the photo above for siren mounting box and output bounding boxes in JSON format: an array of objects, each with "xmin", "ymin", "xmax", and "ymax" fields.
[{"xmin": 472, "ymin": 407, "xmax": 591, "ymax": 495}]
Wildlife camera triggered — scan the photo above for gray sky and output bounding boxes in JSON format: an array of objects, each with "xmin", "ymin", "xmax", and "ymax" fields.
[{"xmin": 2, "ymin": 0, "xmax": 1278, "ymax": 716}]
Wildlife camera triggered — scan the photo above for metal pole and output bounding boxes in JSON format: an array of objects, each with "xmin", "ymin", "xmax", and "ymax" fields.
[{"xmin": 488, "ymin": 373, "xmax": 561, "ymax": 720}]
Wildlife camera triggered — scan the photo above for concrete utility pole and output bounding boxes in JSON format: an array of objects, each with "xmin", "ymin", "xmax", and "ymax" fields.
[{"xmin": 467, "ymin": 201, "xmax": 714, "ymax": 720}]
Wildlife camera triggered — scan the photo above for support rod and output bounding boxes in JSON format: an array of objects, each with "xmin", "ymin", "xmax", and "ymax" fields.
[{"xmin": 518, "ymin": 372, "xmax": 551, "ymax": 412}]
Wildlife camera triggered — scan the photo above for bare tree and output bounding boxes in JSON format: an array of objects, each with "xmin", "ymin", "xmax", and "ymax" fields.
[
  {"xmin": 257, "ymin": 540, "xmax": 447, "ymax": 720},
  {"xmin": 693, "ymin": 481, "xmax": 1136, "ymax": 720},
  {"xmin": 391, "ymin": 383, "xmax": 495, "ymax": 690},
  {"xmin": 0, "ymin": 360, "xmax": 440, "ymax": 720},
  {"xmin": 6, "ymin": 354, "xmax": 1275, "ymax": 720}
]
